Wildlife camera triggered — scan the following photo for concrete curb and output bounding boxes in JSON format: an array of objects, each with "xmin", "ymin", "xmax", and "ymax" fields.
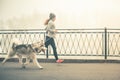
[{"xmin": 0, "ymin": 58, "xmax": 120, "ymax": 63}]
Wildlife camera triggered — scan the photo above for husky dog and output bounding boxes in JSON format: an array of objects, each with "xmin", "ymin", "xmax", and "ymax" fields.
[{"xmin": 2, "ymin": 39, "xmax": 46, "ymax": 69}]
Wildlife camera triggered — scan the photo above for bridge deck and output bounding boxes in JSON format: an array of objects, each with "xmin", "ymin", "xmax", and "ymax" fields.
[{"xmin": 0, "ymin": 62, "xmax": 120, "ymax": 80}]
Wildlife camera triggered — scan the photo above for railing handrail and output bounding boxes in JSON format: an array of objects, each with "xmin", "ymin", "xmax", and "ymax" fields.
[{"xmin": 0, "ymin": 28, "xmax": 120, "ymax": 31}]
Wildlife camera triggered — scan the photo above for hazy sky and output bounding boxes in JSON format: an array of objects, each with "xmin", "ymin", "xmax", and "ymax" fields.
[{"xmin": 0, "ymin": 0, "xmax": 120, "ymax": 29}]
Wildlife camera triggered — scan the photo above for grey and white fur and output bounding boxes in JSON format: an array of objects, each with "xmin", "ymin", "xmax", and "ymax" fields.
[{"xmin": 2, "ymin": 39, "xmax": 46, "ymax": 69}]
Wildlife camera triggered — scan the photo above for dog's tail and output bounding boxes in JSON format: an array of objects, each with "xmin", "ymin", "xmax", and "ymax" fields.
[
  {"xmin": 6, "ymin": 38, "xmax": 21, "ymax": 57},
  {"xmin": 9, "ymin": 38, "xmax": 22, "ymax": 50},
  {"xmin": 12, "ymin": 43, "xmax": 16, "ymax": 50}
]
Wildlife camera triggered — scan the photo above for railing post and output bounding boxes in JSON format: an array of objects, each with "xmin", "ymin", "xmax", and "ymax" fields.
[{"xmin": 104, "ymin": 27, "xmax": 107, "ymax": 59}]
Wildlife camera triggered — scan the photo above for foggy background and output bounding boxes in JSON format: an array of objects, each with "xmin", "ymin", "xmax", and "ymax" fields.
[{"xmin": 0, "ymin": 0, "xmax": 120, "ymax": 29}]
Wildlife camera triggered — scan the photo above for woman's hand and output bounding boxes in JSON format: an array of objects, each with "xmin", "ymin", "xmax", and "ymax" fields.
[{"xmin": 54, "ymin": 30, "xmax": 57, "ymax": 33}]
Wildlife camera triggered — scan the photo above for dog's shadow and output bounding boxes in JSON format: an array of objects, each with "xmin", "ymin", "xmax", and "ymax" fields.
[{"xmin": 1, "ymin": 65, "xmax": 43, "ymax": 71}]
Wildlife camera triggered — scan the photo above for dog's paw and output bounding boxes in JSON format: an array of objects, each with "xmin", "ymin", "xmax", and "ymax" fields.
[
  {"xmin": 22, "ymin": 65, "xmax": 26, "ymax": 69},
  {"xmin": 39, "ymin": 67, "xmax": 43, "ymax": 70}
]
